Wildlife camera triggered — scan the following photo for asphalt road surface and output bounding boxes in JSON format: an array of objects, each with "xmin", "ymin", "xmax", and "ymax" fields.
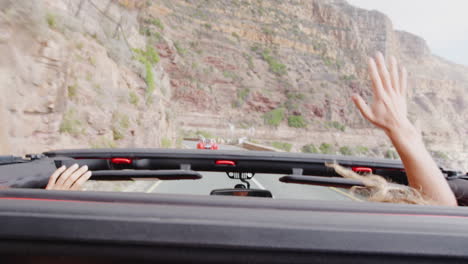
[{"xmin": 147, "ymin": 141, "xmax": 355, "ymax": 201}]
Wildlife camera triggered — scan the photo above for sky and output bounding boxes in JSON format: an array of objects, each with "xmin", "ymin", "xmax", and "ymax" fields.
[{"xmin": 347, "ymin": 0, "xmax": 468, "ymax": 66}]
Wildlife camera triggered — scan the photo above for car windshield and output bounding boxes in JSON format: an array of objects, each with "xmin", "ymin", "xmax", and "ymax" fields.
[
  {"xmin": 1, "ymin": 0, "xmax": 467, "ymax": 204},
  {"xmin": 69, "ymin": 147, "xmax": 359, "ymax": 202},
  {"xmin": 149, "ymin": 171, "xmax": 354, "ymax": 201}
]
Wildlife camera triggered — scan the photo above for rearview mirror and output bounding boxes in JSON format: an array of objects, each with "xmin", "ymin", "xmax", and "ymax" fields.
[{"xmin": 210, "ymin": 188, "xmax": 272, "ymax": 198}]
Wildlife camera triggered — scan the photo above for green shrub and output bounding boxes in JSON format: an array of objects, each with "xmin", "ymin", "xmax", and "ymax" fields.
[
  {"xmin": 161, "ymin": 137, "xmax": 172, "ymax": 148},
  {"xmin": 140, "ymin": 26, "xmax": 151, "ymax": 36},
  {"xmin": 251, "ymin": 44, "xmax": 261, "ymax": 53},
  {"xmin": 59, "ymin": 109, "xmax": 83, "ymax": 137},
  {"xmin": 246, "ymin": 54, "xmax": 254, "ymax": 69},
  {"xmin": 176, "ymin": 136, "xmax": 184, "ymax": 148},
  {"xmin": 148, "ymin": 48, "xmax": 160, "ymax": 65},
  {"xmin": 193, "ymin": 9, "xmax": 208, "ymax": 19},
  {"xmin": 150, "ymin": 18, "xmax": 164, "ymax": 30},
  {"xmin": 112, "ymin": 127, "xmax": 124, "ymax": 141},
  {"xmin": 189, "ymin": 41, "xmax": 199, "ymax": 49},
  {"xmin": 272, "ymin": 141, "xmax": 292, "ymax": 152},
  {"xmin": 233, "ymin": 87, "xmax": 250, "ymax": 107},
  {"xmin": 93, "ymin": 83, "xmax": 103, "ymax": 95},
  {"xmin": 269, "ymin": 60, "xmax": 286, "ymax": 75},
  {"xmin": 147, "ymin": 47, "xmax": 160, "ymax": 64},
  {"xmin": 132, "ymin": 46, "xmax": 160, "ymax": 98},
  {"xmin": 174, "ymin": 41, "xmax": 187, "ymax": 56},
  {"xmin": 145, "ymin": 94, "xmax": 154, "ymax": 105},
  {"xmin": 231, "ymin": 101, "xmax": 240, "ymax": 108},
  {"xmin": 232, "ymin": 32, "xmax": 240, "ymax": 41},
  {"xmin": 339, "ymin": 146, "xmax": 353, "ymax": 156},
  {"xmin": 133, "ymin": 46, "xmax": 159, "ymax": 65},
  {"xmin": 286, "ymin": 92, "xmax": 305, "ymax": 100},
  {"xmin": 151, "ymin": 31, "xmax": 163, "ymax": 42},
  {"xmin": 89, "ymin": 56, "xmax": 96, "ymax": 66},
  {"xmin": 46, "ymin": 13, "xmax": 56, "ymax": 28},
  {"xmin": 322, "ymin": 56, "xmax": 334, "ymax": 67},
  {"xmin": 284, "ymin": 100, "xmax": 299, "ymax": 111},
  {"xmin": 196, "ymin": 130, "xmax": 213, "ymax": 139},
  {"xmin": 302, "ymin": 144, "xmax": 319, "ymax": 153},
  {"xmin": 336, "ymin": 60, "xmax": 343, "ymax": 70},
  {"xmin": 120, "ymin": 115, "xmax": 130, "ymax": 129},
  {"xmin": 341, "ymin": 74, "xmax": 356, "ymax": 81},
  {"xmin": 90, "ymin": 137, "xmax": 117, "ymax": 149},
  {"xmin": 288, "ymin": 115, "xmax": 307, "ymax": 128},
  {"xmin": 432, "ymin": 151, "xmax": 449, "ymax": 160},
  {"xmin": 183, "ymin": 129, "xmax": 215, "ymax": 139},
  {"xmin": 112, "ymin": 112, "xmax": 130, "ymax": 141},
  {"xmin": 144, "ymin": 60, "xmax": 155, "ymax": 95},
  {"xmin": 223, "ymin": 71, "xmax": 236, "ymax": 79},
  {"xmin": 129, "ymin": 91, "xmax": 139, "ymax": 106},
  {"xmin": 261, "ymin": 49, "xmax": 287, "ymax": 75},
  {"xmin": 319, "ymin": 143, "xmax": 334, "ymax": 154},
  {"xmin": 262, "ymin": 27, "xmax": 274, "ymax": 35},
  {"xmin": 238, "ymin": 87, "xmax": 250, "ymax": 101},
  {"xmin": 355, "ymin": 146, "xmax": 369, "ymax": 156},
  {"xmin": 67, "ymin": 84, "xmax": 78, "ymax": 98},
  {"xmin": 85, "ymin": 72, "xmax": 92, "ymax": 81},
  {"xmin": 263, "ymin": 108, "xmax": 285, "ymax": 127},
  {"xmin": 327, "ymin": 121, "xmax": 346, "ymax": 132},
  {"xmin": 385, "ymin": 149, "xmax": 399, "ymax": 159}
]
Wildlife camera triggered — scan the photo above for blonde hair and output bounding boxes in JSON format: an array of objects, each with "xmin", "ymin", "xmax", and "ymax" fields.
[{"xmin": 326, "ymin": 163, "xmax": 432, "ymax": 205}]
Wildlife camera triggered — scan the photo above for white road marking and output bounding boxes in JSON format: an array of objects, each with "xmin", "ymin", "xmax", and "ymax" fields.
[
  {"xmin": 145, "ymin": 180, "xmax": 162, "ymax": 193},
  {"xmin": 252, "ymin": 178, "xmax": 266, "ymax": 190}
]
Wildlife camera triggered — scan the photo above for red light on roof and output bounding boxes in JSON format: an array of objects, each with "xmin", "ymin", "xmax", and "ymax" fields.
[
  {"xmin": 111, "ymin": 158, "xmax": 133, "ymax": 164},
  {"xmin": 215, "ymin": 160, "xmax": 236, "ymax": 166},
  {"xmin": 352, "ymin": 167, "xmax": 373, "ymax": 174}
]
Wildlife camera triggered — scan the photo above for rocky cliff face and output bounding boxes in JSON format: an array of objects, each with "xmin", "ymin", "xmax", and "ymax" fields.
[
  {"xmin": 0, "ymin": 0, "xmax": 176, "ymax": 155},
  {"xmin": 148, "ymin": 0, "xmax": 467, "ymax": 169},
  {"xmin": 0, "ymin": 0, "xmax": 466, "ymax": 170}
]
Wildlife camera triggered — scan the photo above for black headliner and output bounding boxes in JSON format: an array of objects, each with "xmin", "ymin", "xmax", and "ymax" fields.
[{"xmin": 1, "ymin": 189, "xmax": 468, "ymax": 262}]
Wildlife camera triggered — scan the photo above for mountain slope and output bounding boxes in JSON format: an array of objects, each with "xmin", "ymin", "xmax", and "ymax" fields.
[{"xmin": 0, "ymin": 0, "xmax": 466, "ymax": 169}]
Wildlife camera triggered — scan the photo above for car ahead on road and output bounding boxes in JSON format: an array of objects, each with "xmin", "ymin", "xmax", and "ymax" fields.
[
  {"xmin": 1, "ymin": 148, "xmax": 468, "ymax": 263},
  {"xmin": 197, "ymin": 139, "xmax": 219, "ymax": 150},
  {"xmin": 196, "ymin": 138, "xmax": 219, "ymax": 150}
]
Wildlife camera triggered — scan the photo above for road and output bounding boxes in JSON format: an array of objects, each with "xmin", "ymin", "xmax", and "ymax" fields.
[{"xmin": 148, "ymin": 141, "xmax": 355, "ymax": 201}]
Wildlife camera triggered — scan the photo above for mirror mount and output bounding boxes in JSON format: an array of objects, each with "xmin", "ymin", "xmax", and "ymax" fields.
[
  {"xmin": 226, "ymin": 172, "xmax": 255, "ymax": 189},
  {"xmin": 240, "ymin": 178, "xmax": 250, "ymax": 189}
]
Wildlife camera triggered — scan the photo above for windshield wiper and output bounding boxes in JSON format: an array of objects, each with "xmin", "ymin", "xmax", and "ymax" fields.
[
  {"xmin": 91, "ymin": 170, "xmax": 202, "ymax": 180},
  {"xmin": 279, "ymin": 167, "xmax": 364, "ymax": 188},
  {"xmin": 280, "ymin": 175, "xmax": 364, "ymax": 188}
]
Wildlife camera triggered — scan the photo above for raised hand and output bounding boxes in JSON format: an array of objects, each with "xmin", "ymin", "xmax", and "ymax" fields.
[
  {"xmin": 352, "ymin": 52, "xmax": 409, "ymax": 135},
  {"xmin": 351, "ymin": 52, "xmax": 457, "ymax": 206},
  {"xmin": 46, "ymin": 164, "xmax": 92, "ymax": 191}
]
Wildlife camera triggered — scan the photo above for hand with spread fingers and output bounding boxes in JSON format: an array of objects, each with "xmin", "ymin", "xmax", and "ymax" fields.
[
  {"xmin": 352, "ymin": 53, "xmax": 409, "ymax": 135},
  {"xmin": 46, "ymin": 164, "xmax": 92, "ymax": 191},
  {"xmin": 352, "ymin": 52, "xmax": 457, "ymax": 206}
]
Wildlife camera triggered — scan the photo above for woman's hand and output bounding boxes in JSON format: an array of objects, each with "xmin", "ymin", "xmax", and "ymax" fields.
[
  {"xmin": 352, "ymin": 52, "xmax": 457, "ymax": 206},
  {"xmin": 352, "ymin": 52, "xmax": 410, "ymax": 135},
  {"xmin": 46, "ymin": 164, "xmax": 92, "ymax": 191}
]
